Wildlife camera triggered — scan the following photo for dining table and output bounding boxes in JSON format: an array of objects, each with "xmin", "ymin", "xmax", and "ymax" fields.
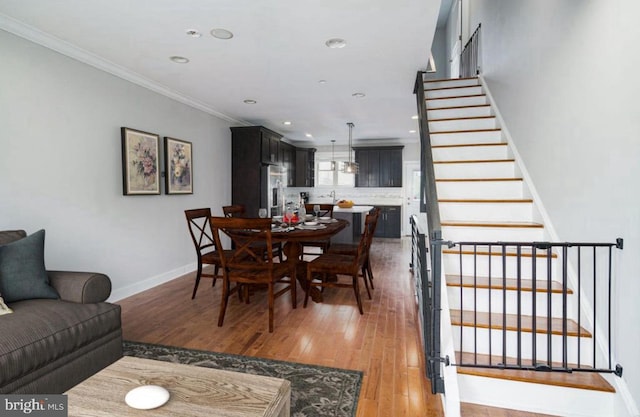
[{"xmin": 270, "ymin": 217, "xmax": 349, "ymax": 302}]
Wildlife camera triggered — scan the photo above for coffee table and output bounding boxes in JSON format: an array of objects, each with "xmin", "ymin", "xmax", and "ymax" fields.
[{"xmin": 66, "ymin": 356, "xmax": 291, "ymax": 417}]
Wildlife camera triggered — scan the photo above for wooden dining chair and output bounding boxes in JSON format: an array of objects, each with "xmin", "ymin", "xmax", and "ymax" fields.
[
  {"xmin": 303, "ymin": 211, "xmax": 374, "ymax": 314},
  {"xmin": 223, "ymin": 204, "xmax": 284, "ymax": 262},
  {"xmin": 327, "ymin": 207, "xmax": 380, "ymax": 290},
  {"xmin": 210, "ymin": 217, "xmax": 296, "ymax": 333},
  {"xmin": 300, "ymin": 203, "xmax": 335, "ymax": 259},
  {"xmin": 222, "ymin": 204, "xmax": 246, "ymax": 218},
  {"xmin": 184, "ymin": 208, "xmax": 234, "ymax": 299}
]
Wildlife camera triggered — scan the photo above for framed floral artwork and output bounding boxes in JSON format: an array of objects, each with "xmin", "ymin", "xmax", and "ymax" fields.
[
  {"xmin": 164, "ymin": 136, "xmax": 193, "ymax": 194},
  {"xmin": 121, "ymin": 127, "xmax": 161, "ymax": 195}
]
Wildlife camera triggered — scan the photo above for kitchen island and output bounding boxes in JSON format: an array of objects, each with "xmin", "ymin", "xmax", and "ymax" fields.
[{"xmin": 331, "ymin": 205, "xmax": 374, "ymax": 244}]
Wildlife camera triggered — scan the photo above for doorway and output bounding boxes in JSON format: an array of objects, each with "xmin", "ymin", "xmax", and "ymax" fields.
[{"xmin": 403, "ymin": 162, "xmax": 421, "ymax": 236}]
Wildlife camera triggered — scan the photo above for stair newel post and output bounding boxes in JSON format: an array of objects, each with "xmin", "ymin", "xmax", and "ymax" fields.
[
  {"xmin": 531, "ymin": 244, "xmax": 538, "ymax": 365},
  {"xmin": 562, "ymin": 245, "xmax": 569, "ymax": 369},
  {"xmin": 516, "ymin": 244, "xmax": 522, "ymax": 367},
  {"xmin": 501, "ymin": 244, "xmax": 507, "ymax": 366},
  {"xmin": 487, "ymin": 243, "xmax": 493, "ymax": 365},
  {"xmin": 473, "ymin": 243, "xmax": 478, "ymax": 362},
  {"xmin": 458, "ymin": 243, "xmax": 464, "ymax": 362},
  {"xmin": 546, "ymin": 245, "xmax": 553, "ymax": 369},
  {"xmin": 592, "ymin": 246, "xmax": 597, "ymax": 369}
]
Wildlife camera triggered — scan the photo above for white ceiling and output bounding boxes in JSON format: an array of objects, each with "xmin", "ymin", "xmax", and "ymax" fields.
[{"xmin": 0, "ymin": 0, "xmax": 440, "ymax": 146}]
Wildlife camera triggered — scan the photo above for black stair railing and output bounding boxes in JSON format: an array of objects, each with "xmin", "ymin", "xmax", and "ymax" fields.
[
  {"xmin": 412, "ymin": 71, "xmax": 446, "ymax": 394},
  {"xmin": 461, "ymin": 23, "xmax": 481, "ymax": 78},
  {"xmin": 449, "ymin": 239, "xmax": 624, "ymax": 377}
]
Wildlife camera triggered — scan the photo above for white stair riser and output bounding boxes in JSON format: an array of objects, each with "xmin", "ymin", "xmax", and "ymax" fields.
[
  {"xmin": 444, "ymin": 254, "xmax": 558, "ymax": 280},
  {"xmin": 448, "ymin": 287, "xmax": 572, "ymax": 318},
  {"xmin": 427, "ymin": 95, "xmax": 488, "ymax": 109},
  {"xmin": 429, "ymin": 117, "xmax": 497, "ymax": 132},
  {"xmin": 424, "ymin": 78, "xmax": 480, "ymax": 90},
  {"xmin": 457, "ymin": 374, "xmax": 614, "ymax": 417},
  {"xmin": 430, "ymin": 130, "xmax": 502, "ymax": 146},
  {"xmin": 426, "ymin": 86, "xmax": 484, "ymax": 99},
  {"xmin": 435, "ymin": 161, "xmax": 515, "ymax": 179},
  {"xmin": 439, "ymin": 202, "xmax": 533, "ymax": 222},
  {"xmin": 436, "ymin": 180, "xmax": 524, "ymax": 199},
  {"xmin": 428, "ymin": 105, "xmax": 492, "ymax": 120},
  {"xmin": 453, "ymin": 327, "xmax": 594, "ymax": 364},
  {"xmin": 432, "ymin": 145, "xmax": 508, "ymax": 161},
  {"xmin": 442, "ymin": 225, "xmax": 544, "ymax": 242}
]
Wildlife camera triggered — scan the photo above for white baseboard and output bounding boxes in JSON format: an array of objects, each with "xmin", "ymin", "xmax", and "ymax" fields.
[{"xmin": 108, "ymin": 262, "xmax": 196, "ymax": 302}]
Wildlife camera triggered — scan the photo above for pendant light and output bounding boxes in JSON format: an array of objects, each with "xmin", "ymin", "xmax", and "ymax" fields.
[
  {"xmin": 330, "ymin": 140, "xmax": 337, "ymax": 171},
  {"xmin": 343, "ymin": 122, "xmax": 359, "ymax": 174}
]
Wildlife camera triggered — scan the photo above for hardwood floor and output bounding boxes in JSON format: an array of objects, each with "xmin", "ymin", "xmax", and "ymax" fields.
[
  {"xmin": 118, "ymin": 237, "xmax": 551, "ymax": 417},
  {"xmin": 119, "ymin": 237, "xmax": 440, "ymax": 417}
]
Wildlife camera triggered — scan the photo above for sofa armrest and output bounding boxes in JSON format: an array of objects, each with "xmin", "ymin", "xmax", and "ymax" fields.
[{"xmin": 48, "ymin": 271, "xmax": 112, "ymax": 304}]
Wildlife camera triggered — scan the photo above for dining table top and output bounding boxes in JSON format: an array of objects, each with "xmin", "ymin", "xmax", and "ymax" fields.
[{"xmin": 269, "ymin": 218, "xmax": 349, "ymax": 242}]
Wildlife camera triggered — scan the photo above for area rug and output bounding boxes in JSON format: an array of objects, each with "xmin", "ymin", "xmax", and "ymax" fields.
[{"xmin": 123, "ymin": 341, "xmax": 362, "ymax": 417}]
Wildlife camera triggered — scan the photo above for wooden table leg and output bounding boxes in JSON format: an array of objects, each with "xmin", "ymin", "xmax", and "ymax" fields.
[{"xmin": 282, "ymin": 241, "xmax": 323, "ymax": 303}]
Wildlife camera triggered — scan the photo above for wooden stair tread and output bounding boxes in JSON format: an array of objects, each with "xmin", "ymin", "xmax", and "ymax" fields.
[
  {"xmin": 441, "ymin": 220, "xmax": 544, "ymax": 228},
  {"xmin": 461, "ymin": 402, "xmax": 557, "ymax": 417},
  {"xmin": 439, "ymin": 198, "xmax": 533, "ymax": 203},
  {"xmin": 450, "ymin": 309, "xmax": 592, "ymax": 337},
  {"xmin": 432, "ymin": 142, "xmax": 506, "ymax": 149},
  {"xmin": 434, "ymin": 158, "xmax": 514, "ymax": 164},
  {"xmin": 436, "ymin": 177, "xmax": 523, "ymax": 182},
  {"xmin": 430, "ymin": 128, "xmax": 501, "ymax": 134},
  {"xmin": 446, "ymin": 275, "xmax": 572, "ymax": 294},
  {"xmin": 443, "ymin": 245, "xmax": 558, "ymax": 258},
  {"xmin": 455, "ymin": 352, "xmax": 615, "ymax": 393},
  {"xmin": 428, "ymin": 103, "xmax": 491, "ymax": 111},
  {"xmin": 430, "ymin": 115, "xmax": 495, "ymax": 122}
]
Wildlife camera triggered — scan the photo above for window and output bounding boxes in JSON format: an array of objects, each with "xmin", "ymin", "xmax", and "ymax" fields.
[{"xmin": 315, "ymin": 151, "xmax": 355, "ymax": 187}]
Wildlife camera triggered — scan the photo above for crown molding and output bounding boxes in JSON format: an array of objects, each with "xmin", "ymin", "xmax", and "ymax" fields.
[{"xmin": 0, "ymin": 13, "xmax": 249, "ymax": 126}]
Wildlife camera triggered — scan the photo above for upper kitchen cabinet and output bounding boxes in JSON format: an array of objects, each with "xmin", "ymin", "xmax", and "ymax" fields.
[
  {"xmin": 295, "ymin": 148, "xmax": 316, "ymax": 187},
  {"xmin": 355, "ymin": 146, "xmax": 403, "ymax": 187},
  {"xmin": 280, "ymin": 141, "xmax": 296, "ymax": 187},
  {"xmin": 260, "ymin": 128, "xmax": 282, "ymax": 165}
]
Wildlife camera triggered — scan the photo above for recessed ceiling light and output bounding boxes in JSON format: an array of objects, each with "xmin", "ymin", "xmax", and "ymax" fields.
[
  {"xmin": 318, "ymin": 80, "xmax": 327, "ymax": 84},
  {"xmin": 169, "ymin": 56, "xmax": 190, "ymax": 64},
  {"xmin": 409, "ymin": 130, "xmax": 417, "ymax": 133},
  {"xmin": 325, "ymin": 38, "xmax": 346, "ymax": 49},
  {"xmin": 305, "ymin": 133, "xmax": 313, "ymax": 138},
  {"xmin": 352, "ymin": 92, "xmax": 366, "ymax": 98},
  {"xmin": 211, "ymin": 28, "xmax": 234, "ymax": 40},
  {"xmin": 411, "ymin": 115, "xmax": 419, "ymax": 120},
  {"xmin": 243, "ymin": 99, "xmax": 257, "ymax": 104},
  {"xmin": 283, "ymin": 121, "xmax": 292, "ymax": 126},
  {"xmin": 185, "ymin": 29, "xmax": 201, "ymax": 38}
]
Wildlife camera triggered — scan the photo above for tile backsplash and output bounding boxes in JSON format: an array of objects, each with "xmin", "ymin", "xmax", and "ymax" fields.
[{"xmin": 285, "ymin": 187, "xmax": 404, "ymax": 206}]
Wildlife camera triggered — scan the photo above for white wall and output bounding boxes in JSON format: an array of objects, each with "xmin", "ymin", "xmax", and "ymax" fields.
[
  {"xmin": 426, "ymin": 27, "xmax": 448, "ymax": 81},
  {"xmin": 0, "ymin": 30, "xmax": 233, "ymax": 300},
  {"xmin": 464, "ymin": 0, "xmax": 640, "ymax": 412}
]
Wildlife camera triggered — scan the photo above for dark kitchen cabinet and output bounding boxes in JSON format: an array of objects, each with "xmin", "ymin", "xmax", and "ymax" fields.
[
  {"xmin": 295, "ymin": 148, "xmax": 316, "ymax": 187},
  {"xmin": 230, "ymin": 126, "xmax": 283, "ymax": 217},
  {"xmin": 355, "ymin": 146, "xmax": 403, "ymax": 187},
  {"xmin": 374, "ymin": 205, "xmax": 402, "ymax": 238},
  {"xmin": 261, "ymin": 130, "xmax": 281, "ymax": 165},
  {"xmin": 280, "ymin": 141, "xmax": 296, "ymax": 187}
]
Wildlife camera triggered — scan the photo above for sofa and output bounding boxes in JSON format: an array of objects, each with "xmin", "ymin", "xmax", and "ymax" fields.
[{"xmin": 0, "ymin": 229, "xmax": 122, "ymax": 394}]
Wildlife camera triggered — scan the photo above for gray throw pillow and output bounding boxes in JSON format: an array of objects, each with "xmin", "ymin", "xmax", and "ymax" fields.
[{"xmin": 0, "ymin": 229, "xmax": 59, "ymax": 303}]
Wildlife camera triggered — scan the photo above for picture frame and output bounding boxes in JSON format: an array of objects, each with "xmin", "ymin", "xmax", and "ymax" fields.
[
  {"xmin": 121, "ymin": 127, "xmax": 161, "ymax": 195},
  {"xmin": 164, "ymin": 136, "xmax": 193, "ymax": 195}
]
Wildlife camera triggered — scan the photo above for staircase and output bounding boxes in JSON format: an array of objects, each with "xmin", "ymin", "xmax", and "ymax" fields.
[{"xmin": 423, "ymin": 77, "xmax": 617, "ymax": 416}]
